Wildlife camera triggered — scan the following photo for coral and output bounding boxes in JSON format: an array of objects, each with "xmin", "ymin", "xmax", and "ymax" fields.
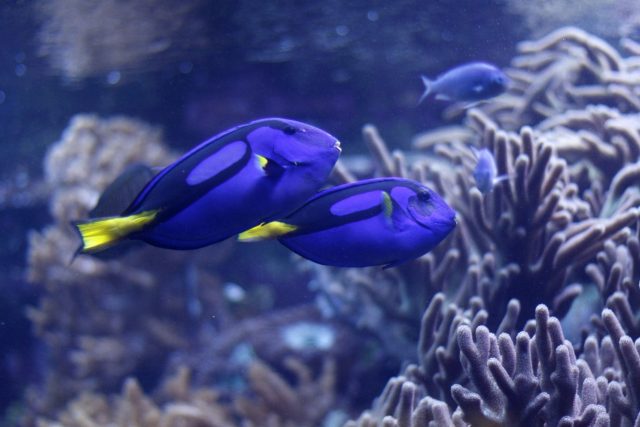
[
  {"xmin": 346, "ymin": 304, "xmax": 640, "ymax": 426},
  {"xmin": 235, "ymin": 358, "xmax": 337, "ymax": 427},
  {"xmin": 335, "ymin": 28, "xmax": 640, "ymax": 426},
  {"xmin": 165, "ymin": 304, "xmax": 363, "ymax": 394},
  {"xmin": 35, "ymin": 358, "xmax": 338, "ymax": 427},
  {"xmin": 34, "ymin": 373, "xmax": 236, "ymax": 427},
  {"xmin": 447, "ymin": 111, "xmax": 637, "ymax": 326},
  {"xmin": 485, "ymin": 26, "xmax": 640, "ymax": 129}
]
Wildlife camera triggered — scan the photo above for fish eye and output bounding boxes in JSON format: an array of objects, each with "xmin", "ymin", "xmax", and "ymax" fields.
[
  {"xmin": 493, "ymin": 74, "xmax": 506, "ymax": 85},
  {"xmin": 283, "ymin": 126, "xmax": 297, "ymax": 135},
  {"xmin": 409, "ymin": 190, "xmax": 433, "ymax": 217},
  {"xmin": 418, "ymin": 190, "xmax": 431, "ymax": 202}
]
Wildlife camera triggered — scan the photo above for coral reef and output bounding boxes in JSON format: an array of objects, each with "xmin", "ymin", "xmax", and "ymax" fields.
[
  {"xmin": 36, "ymin": 359, "xmax": 337, "ymax": 427},
  {"xmin": 339, "ymin": 27, "xmax": 640, "ymax": 426},
  {"xmin": 346, "ymin": 304, "xmax": 640, "ymax": 426},
  {"xmin": 24, "ymin": 27, "xmax": 640, "ymax": 427}
]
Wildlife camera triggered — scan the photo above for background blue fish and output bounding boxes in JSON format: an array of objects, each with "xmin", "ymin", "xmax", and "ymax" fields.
[
  {"xmin": 419, "ymin": 62, "xmax": 508, "ymax": 104},
  {"xmin": 239, "ymin": 177, "xmax": 456, "ymax": 268},
  {"xmin": 471, "ymin": 146, "xmax": 508, "ymax": 194},
  {"xmin": 74, "ymin": 118, "xmax": 341, "ymax": 253}
]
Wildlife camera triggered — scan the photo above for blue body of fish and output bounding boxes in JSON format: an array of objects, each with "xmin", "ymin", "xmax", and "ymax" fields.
[
  {"xmin": 420, "ymin": 62, "xmax": 508, "ymax": 103},
  {"xmin": 246, "ymin": 178, "xmax": 456, "ymax": 268},
  {"xmin": 75, "ymin": 118, "xmax": 341, "ymax": 253},
  {"xmin": 472, "ymin": 147, "xmax": 506, "ymax": 194}
]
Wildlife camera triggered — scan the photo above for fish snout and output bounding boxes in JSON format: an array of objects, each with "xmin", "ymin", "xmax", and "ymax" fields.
[{"xmin": 334, "ymin": 140, "xmax": 342, "ymax": 153}]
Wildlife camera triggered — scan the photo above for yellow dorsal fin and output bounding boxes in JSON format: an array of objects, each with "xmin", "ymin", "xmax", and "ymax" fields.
[
  {"xmin": 382, "ymin": 191, "xmax": 393, "ymax": 218},
  {"xmin": 238, "ymin": 221, "xmax": 297, "ymax": 242},
  {"xmin": 74, "ymin": 210, "xmax": 158, "ymax": 253}
]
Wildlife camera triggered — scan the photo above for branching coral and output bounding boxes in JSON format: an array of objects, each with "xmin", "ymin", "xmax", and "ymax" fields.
[
  {"xmin": 485, "ymin": 26, "xmax": 640, "ymax": 129},
  {"xmin": 35, "ymin": 357, "xmax": 337, "ymax": 427},
  {"xmin": 448, "ymin": 111, "xmax": 638, "ymax": 326},
  {"xmin": 347, "ymin": 304, "xmax": 640, "ymax": 426},
  {"xmin": 337, "ymin": 27, "xmax": 640, "ymax": 426},
  {"xmin": 165, "ymin": 304, "xmax": 362, "ymax": 398}
]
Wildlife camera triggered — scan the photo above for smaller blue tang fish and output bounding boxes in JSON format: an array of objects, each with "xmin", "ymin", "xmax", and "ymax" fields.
[
  {"xmin": 239, "ymin": 178, "xmax": 456, "ymax": 268},
  {"xmin": 472, "ymin": 147, "xmax": 508, "ymax": 194},
  {"xmin": 73, "ymin": 118, "xmax": 341, "ymax": 254},
  {"xmin": 419, "ymin": 62, "xmax": 508, "ymax": 104}
]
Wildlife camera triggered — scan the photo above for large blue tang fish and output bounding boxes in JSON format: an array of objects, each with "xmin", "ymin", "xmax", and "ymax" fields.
[
  {"xmin": 74, "ymin": 118, "xmax": 341, "ymax": 254},
  {"xmin": 239, "ymin": 178, "xmax": 457, "ymax": 268}
]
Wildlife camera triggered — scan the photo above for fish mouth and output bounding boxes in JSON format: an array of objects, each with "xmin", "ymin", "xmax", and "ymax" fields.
[{"xmin": 334, "ymin": 140, "xmax": 342, "ymax": 152}]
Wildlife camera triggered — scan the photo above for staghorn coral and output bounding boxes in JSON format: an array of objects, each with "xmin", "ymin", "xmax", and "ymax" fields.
[
  {"xmin": 35, "ymin": 373, "xmax": 236, "ymax": 427},
  {"xmin": 445, "ymin": 110, "xmax": 638, "ymax": 326},
  {"xmin": 485, "ymin": 26, "xmax": 640, "ymax": 129},
  {"xmin": 36, "ymin": 357, "xmax": 338, "ymax": 427},
  {"xmin": 337, "ymin": 27, "xmax": 640, "ymax": 426},
  {"xmin": 346, "ymin": 304, "xmax": 640, "ymax": 426},
  {"xmin": 235, "ymin": 357, "xmax": 337, "ymax": 427},
  {"xmin": 165, "ymin": 303, "xmax": 365, "ymax": 399}
]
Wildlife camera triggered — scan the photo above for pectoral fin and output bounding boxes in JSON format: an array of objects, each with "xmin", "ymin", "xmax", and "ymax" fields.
[
  {"xmin": 255, "ymin": 154, "xmax": 285, "ymax": 177},
  {"xmin": 460, "ymin": 100, "xmax": 485, "ymax": 110},
  {"xmin": 238, "ymin": 221, "xmax": 298, "ymax": 242},
  {"xmin": 382, "ymin": 191, "xmax": 393, "ymax": 218},
  {"xmin": 493, "ymin": 174, "xmax": 509, "ymax": 185},
  {"xmin": 382, "ymin": 258, "xmax": 410, "ymax": 269}
]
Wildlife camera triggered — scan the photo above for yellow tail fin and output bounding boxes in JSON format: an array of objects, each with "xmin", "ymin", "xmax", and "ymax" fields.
[
  {"xmin": 238, "ymin": 221, "xmax": 297, "ymax": 242},
  {"xmin": 73, "ymin": 210, "xmax": 158, "ymax": 254}
]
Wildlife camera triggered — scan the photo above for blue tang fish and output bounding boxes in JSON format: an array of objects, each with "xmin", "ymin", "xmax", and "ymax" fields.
[
  {"xmin": 419, "ymin": 62, "xmax": 508, "ymax": 104},
  {"xmin": 471, "ymin": 147, "xmax": 508, "ymax": 194},
  {"xmin": 73, "ymin": 118, "xmax": 341, "ymax": 254},
  {"xmin": 239, "ymin": 178, "xmax": 457, "ymax": 268}
]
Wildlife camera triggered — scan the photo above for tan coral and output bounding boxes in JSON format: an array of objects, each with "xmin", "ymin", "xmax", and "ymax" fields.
[{"xmin": 37, "ymin": 359, "xmax": 337, "ymax": 427}]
